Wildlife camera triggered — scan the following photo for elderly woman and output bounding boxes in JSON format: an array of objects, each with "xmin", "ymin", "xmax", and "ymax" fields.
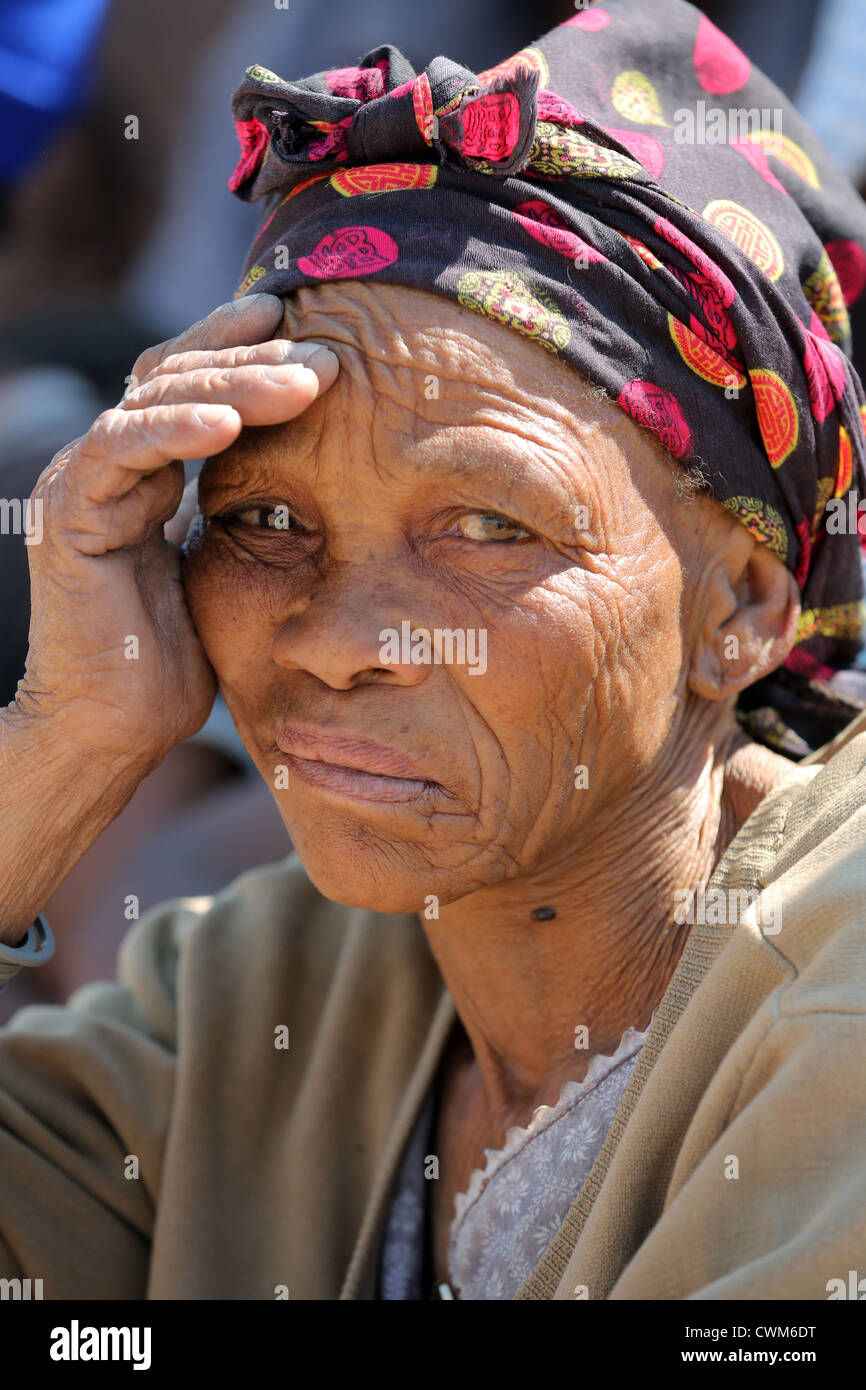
[{"xmin": 2, "ymin": 0, "xmax": 866, "ymax": 1302}]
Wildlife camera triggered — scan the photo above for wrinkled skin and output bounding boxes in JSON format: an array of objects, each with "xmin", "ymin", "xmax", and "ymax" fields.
[
  {"xmin": 182, "ymin": 282, "xmax": 801, "ymax": 1276},
  {"xmin": 184, "ymin": 282, "xmax": 797, "ymax": 922}
]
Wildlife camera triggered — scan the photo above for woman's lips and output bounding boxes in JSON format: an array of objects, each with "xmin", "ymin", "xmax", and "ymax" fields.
[
  {"xmin": 274, "ymin": 727, "xmax": 439, "ymax": 804},
  {"xmin": 281, "ymin": 754, "xmax": 432, "ymax": 803}
]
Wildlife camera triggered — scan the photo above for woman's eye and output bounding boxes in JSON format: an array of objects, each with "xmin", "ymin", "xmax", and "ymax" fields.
[
  {"xmin": 453, "ymin": 512, "xmax": 529, "ymax": 542},
  {"xmin": 230, "ymin": 504, "xmax": 301, "ymax": 531}
]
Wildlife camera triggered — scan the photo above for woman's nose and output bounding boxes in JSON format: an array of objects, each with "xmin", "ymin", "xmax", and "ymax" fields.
[{"xmin": 269, "ymin": 576, "xmax": 433, "ymax": 691}]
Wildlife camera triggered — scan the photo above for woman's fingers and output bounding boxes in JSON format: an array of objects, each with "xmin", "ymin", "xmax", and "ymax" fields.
[
  {"xmin": 120, "ymin": 356, "xmax": 338, "ymax": 425},
  {"xmin": 32, "ymin": 301, "xmax": 341, "ymax": 559},
  {"xmin": 52, "ymin": 403, "xmax": 242, "ymax": 506},
  {"xmin": 128, "ymin": 293, "xmax": 285, "ymax": 385},
  {"xmin": 10, "ymin": 295, "xmax": 317, "ymax": 790},
  {"xmin": 59, "ymin": 463, "xmax": 188, "ymax": 555},
  {"xmin": 143, "ymin": 339, "xmax": 329, "ymax": 379}
]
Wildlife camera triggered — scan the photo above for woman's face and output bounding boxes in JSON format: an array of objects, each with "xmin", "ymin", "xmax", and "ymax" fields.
[{"xmin": 183, "ymin": 282, "xmax": 740, "ymax": 912}]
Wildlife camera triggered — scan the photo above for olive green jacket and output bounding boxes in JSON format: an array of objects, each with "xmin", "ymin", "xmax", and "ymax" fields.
[{"xmin": 1, "ymin": 715, "xmax": 865, "ymax": 1300}]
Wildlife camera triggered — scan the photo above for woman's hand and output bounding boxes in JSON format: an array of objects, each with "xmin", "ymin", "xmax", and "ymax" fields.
[
  {"xmin": 0, "ymin": 294, "xmax": 338, "ymax": 940},
  {"xmin": 18, "ymin": 293, "xmax": 337, "ymax": 761}
]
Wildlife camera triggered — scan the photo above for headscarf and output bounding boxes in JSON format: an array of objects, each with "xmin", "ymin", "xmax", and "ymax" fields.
[{"xmin": 227, "ymin": 0, "xmax": 866, "ymax": 758}]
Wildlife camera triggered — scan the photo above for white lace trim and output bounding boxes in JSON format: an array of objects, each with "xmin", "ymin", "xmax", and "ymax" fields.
[{"xmin": 450, "ymin": 1024, "xmax": 646, "ymax": 1231}]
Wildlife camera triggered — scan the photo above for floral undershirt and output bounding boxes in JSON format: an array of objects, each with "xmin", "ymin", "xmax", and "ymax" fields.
[{"xmin": 377, "ymin": 1026, "xmax": 647, "ymax": 1300}]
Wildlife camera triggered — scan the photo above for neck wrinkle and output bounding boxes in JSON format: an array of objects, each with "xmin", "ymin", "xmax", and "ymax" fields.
[{"xmin": 423, "ymin": 711, "xmax": 796, "ymax": 1118}]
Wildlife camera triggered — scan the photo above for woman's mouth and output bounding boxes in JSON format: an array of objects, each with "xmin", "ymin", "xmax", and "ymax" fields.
[{"xmin": 274, "ymin": 726, "xmax": 440, "ymax": 804}]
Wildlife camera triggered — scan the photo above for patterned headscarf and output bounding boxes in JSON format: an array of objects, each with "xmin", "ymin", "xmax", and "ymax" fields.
[{"xmin": 227, "ymin": 0, "xmax": 866, "ymax": 758}]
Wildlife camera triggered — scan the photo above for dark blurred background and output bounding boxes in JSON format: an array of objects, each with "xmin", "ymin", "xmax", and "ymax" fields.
[{"xmin": 1, "ymin": 0, "xmax": 864, "ymax": 1016}]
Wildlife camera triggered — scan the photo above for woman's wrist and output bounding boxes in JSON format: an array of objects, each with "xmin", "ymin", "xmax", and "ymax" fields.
[{"xmin": 0, "ymin": 701, "xmax": 160, "ymax": 942}]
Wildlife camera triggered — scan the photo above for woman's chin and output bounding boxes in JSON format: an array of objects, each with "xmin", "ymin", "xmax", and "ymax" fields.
[{"xmin": 296, "ymin": 856, "xmax": 436, "ymax": 915}]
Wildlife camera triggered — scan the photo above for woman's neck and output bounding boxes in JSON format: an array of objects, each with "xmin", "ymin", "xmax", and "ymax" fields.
[{"xmin": 421, "ymin": 721, "xmax": 797, "ymax": 1118}]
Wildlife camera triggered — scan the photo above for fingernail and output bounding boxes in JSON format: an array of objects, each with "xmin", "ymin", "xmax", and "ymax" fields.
[
  {"xmin": 282, "ymin": 341, "xmax": 333, "ymax": 363},
  {"xmin": 303, "ymin": 345, "xmax": 340, "ymax": 389},
  {"xmin": 276, "ymin": 343, "xmax": 339, "ymax": 390},
  {"xmin": 226, "ymin": 292, "xmax": 283, "ymax": 319},
  {"xmin": 193, "ymin": 405, "xmax": 237, "ymax": 429},
  {"xmin": 231, "ymin": 292, "xmax": 282, "ymax": 311}
]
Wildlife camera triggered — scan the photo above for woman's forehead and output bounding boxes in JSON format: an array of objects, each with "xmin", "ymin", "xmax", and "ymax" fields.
[
  {"xmin": 276, "ymin": 281, "xmax": 628, "ymax": 435},
  {"xmin": 280, "ymin": 281, "xmax": 550, "ymax": 370}
]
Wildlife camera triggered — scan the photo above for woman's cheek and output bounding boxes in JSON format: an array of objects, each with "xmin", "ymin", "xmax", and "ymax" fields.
[
  {"xmin": 183, "ymin": 530, "xmax": 226, "ymax": 616},
  {"xmin": 182, "ymin": 533, "xmax": 262, "ymax": 659},
  {"xmin": 183, "ymin": 530, "xmax": 319, "ymax": 669}
]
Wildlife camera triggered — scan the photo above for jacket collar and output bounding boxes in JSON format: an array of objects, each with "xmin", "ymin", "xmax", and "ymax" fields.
[{"xmin": 339, "ymin": 987, "xmax": 456, "ymax": 1298}]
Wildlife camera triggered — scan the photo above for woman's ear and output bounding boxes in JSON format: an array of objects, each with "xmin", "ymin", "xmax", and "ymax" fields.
[{"xmin": 688, "ymin": 538, "xmax": 801, "ymax": 701}]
